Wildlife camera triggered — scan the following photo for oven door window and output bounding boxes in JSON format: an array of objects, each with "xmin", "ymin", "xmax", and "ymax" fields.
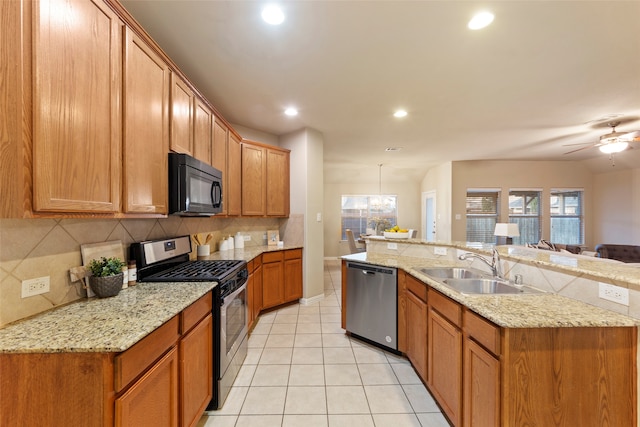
[{"xmin": 224, "ymin": 288, "xmax": 247, "ymax": 353}]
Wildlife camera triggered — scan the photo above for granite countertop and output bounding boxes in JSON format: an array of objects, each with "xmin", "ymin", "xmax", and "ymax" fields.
[
  {"xmin": 343, "ymin": 252, "xmax": 639, "ymax": 329},
  {"xmin": 0, "ymin": 245, "xmax": 303, "ymax": 354}
]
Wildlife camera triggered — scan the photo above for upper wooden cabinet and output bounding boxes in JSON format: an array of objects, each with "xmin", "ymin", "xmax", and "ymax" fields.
[
  {"xmin": 170, "ymin": 73, "xmax": 194, "ymax": 156},
  {"xmin": 227, "ymin": 132, "xmax": 242, "ymax": 216},
  {"xmin": 32, "ymin": 0, "xmax": 123, "ymax": 213},
  {"xmin": 122, "ymin": 27, "xmax": 170, "ymax": 214},
  {"xmin": 193, "ymin": 98, "xmax": 213, "ymax": 164},
  {"xmin": 212, "ymin": 118, "xmax": 229, "ymax": 215},
  {"xmin": 241, "ymin": 140, "xmax": 290, "ymax": 217}
]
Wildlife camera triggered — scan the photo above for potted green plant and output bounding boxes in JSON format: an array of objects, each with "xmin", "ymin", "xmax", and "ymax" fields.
[{"xmin": 87, "ymin": 256, "xmax": 125, "ymax": 298}]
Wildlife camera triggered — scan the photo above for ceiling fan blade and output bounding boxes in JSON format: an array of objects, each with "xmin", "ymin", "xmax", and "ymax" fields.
[
  {"xmin": 563, "ymin": 145, "xmax": 595, "ymax": 155},
  {"xmin": 562, "ymin": 141, "xmax": 594, "ymax": 147}
]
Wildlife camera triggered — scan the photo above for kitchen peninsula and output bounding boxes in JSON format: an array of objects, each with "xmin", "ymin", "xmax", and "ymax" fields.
[{"xmin": 342, "ymin": 238, "xmax": 638, "ymax": 427}]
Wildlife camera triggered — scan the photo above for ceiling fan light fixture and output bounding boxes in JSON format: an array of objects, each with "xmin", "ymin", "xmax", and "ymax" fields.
[
  {"xmin": 599, "ymin": 140, "xmax": 629, "ymax": 154},
  {"xmin": 262, "ymin": 4, "xmax": 285, "ymax": 25}
]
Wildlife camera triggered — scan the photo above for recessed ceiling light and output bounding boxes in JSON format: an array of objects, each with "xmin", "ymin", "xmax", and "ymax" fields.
[
  {"xmin": 468, "ymin": 11, "xmax": 494, "ymax": 30},
  {"xmin": 262, "ymin": 4, "xmax": 285, "ymax": 25},
  {"xmin": 284, "ymin": 107, "xmax": 298, "ymax": 116},
  {"xmin": 393, "ymin": 110, "xmax": 408, "ymax": 118}
]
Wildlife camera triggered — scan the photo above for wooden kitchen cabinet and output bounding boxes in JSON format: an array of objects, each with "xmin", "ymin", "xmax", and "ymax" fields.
[
  {"xmin": 262, "ymin": 251, "xmax": 284, "ymax": 309},
  {"xmin": 241, "ymin": 140, "xmax": 290, "ymax": 217},
  {"xmin": 247, "ymin": 256, "xmax": 264, "ymax": 330},
  {"xmin": 227, "ymin": 132, "xmax": 242, "ymax": 216},
  {"xmin": 179, "ymin": 304, "xmax": 213, "ymax": 427},
  {"xmin": 115, "ymin": 346, "xmax": 179, "ymax": 427},
  {"xmin": 123, "ymin": 27, "xmax": 170, "ymax": 214},
  {"xmin": 428, "ymin": 289, "xmax": 462, "ymax": 427},
  {"xmin": 283, "ymin": 249, "xmax": 303, "ymax": 301},
  {"xmin": 193, "ymin": 98, "xmax": 213, "ymax": 164},
  {"xmin": 266, "ymin": 148, "xmax": 290, "ymax": 216},
  {"xmin": 261, "ymin": 249, "xmax": 302, "ymax": 310},
  {"xmin": 211, "ymin": 119, "xmax": 241, "ymax": 216},
  {"xmin": 405, "ymin": 275, "xmax": 428, "ymax": 382},
  {"xmin": 463, "ymin": 339, "xmax": 499, "ymax": 427},
  {"xmin": 170, "ymin": 73, "xmax": 194, "ymax": 156},
  {"xmin": 0, "ymin": 293, "xmax": 217, "ymax": 427},
  {"xmin": 241, "ymin": 142, "xmax": 267, "ymax": 216},
  {"xmin": 32, "ymin": 0, "xmax": 122, "ymax": 213}
]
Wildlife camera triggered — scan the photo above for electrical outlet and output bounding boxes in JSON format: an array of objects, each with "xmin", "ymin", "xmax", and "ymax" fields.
[
  {"xmin": 21, "ymin": 276, "xmax": 50, "ymax": 298},
  {"xmin": 598, "ymin": 283, "xmax": 629, "ymax": 306},
  {"xmin": 434, "ymin": 247, "xmax": 447, "ymax": 256},
  {"xmin": 387, "ymin": 242, "xmax": 398, "ymax": 250},
  {"xmin": 243, "ymin": 235, "xmax": 251, "ymax": 241}
]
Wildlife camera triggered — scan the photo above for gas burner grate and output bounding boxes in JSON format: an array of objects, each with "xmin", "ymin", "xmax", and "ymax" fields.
[{"xmin": 146, "ymin": 260, "xmax": 245, "ymax": 282}]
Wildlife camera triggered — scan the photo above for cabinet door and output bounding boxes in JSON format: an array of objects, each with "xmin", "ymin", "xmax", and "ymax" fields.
[
  {"xmin": 254, "ymin": 262, "xmax": 263, "ymax": 320},
  {"xmin": 115, "ymin": 346, "xmax": 179, "ymax": 427},
  {"xmin": 212, "ymin": 119, "xmax": 228, "ymax": 215},
  {"xmin": 227, "ymin": 133, "xmax": 242, "ymax": 216},
  {"xmin": 266, "ymin": 148, "xmax": 289, "ymax": 217},
  {"xmin": 170, "ymin": 73, "xmax": 194, "ymax": 155},
  {"xmin": 180, "ymin": 314, "xmax": 213, "ymax": 427},
  {"xmin": 33, "ymin": 0, "xmax": 122, "ymax": 213},
  {"xmin": 193, "ymin": 98, "xmax": 213, "ymax": 164},
  {"xmin": 123, "ymin": 28, "xmax": 170, "ymax": 214},
  {"xmin": 406, "ymin": 291, "xmax": 427, "ymax": 382},
  {"xmin": 283, "ymin": 251, "xmax": 303, "ymax": 302},
  {"xmin": 241, "ymin": 143, "xmax": 266, "ymax": 216},
  {"xmin": 262, "ymin": 260, "xmax": 283, "ymax": 309},
  {"xmin": 428, "ymin": 309, "xmax": 462, "ymax": 426},
  {"xmin": 464, "ymin": 339, "xmax": 500, "ymax": 427}
]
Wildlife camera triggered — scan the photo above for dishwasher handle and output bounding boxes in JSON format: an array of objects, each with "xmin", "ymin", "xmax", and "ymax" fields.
[{"xmin": 347, "ymin": 261, "xmax": 397, "ymax": 276}]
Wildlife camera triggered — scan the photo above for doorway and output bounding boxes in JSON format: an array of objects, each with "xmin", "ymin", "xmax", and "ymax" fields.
[{"xmin": 422, "ymin": 191, "xmax": 436, "ymax": 241}]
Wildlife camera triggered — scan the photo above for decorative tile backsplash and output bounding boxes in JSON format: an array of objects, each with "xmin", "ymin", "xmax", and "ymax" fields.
[{"xmin": 0, "ymin": 215, "xmax": 304, "ymax": 326}]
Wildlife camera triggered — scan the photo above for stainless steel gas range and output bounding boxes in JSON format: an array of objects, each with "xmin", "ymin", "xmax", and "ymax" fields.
[{"xmin": 130, "ymin": 235, "xmax": 248, "ymax": 410}]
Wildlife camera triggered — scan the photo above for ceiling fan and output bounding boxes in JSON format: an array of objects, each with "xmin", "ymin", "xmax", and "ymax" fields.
[{"xmin": 563, "ymin": 121, "xmax": 640, "ymax": 156}]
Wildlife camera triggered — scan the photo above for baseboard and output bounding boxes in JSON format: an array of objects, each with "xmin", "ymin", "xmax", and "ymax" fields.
[{"xmin": 299, "ymin": 293, "xmax": 325, "ymax": 305}]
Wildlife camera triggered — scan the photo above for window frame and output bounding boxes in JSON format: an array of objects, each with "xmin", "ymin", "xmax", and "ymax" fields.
[
  {"xmin": 340, "ymin": 194, "xmax": 398, "ymax": 239},
  {"xmin": 550, "ymin": 189, "xmax": 584, "ymax": 245},
  {"xmin": 466, "ymin": 189, "xmax": 501, "ymax": 244},
  {"xmin": 508, "ymin": 190, "xmax": 542, "ymax": 245}
]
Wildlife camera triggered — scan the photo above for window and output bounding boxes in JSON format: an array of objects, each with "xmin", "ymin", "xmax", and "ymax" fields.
[
  {"xmin": 341, "ymin": 195, "xmax": 397, "ymax": 239},
  {"xmin": 466, "ymin": 190, "xmax": 500, "ymax": 243},
  {"xmin": 550, "ymin": 190, "xmax": 584, "ymax": 244},
  {"xmin": 508, "ymin": 191, "xmax": 541, "ymax": 245}
]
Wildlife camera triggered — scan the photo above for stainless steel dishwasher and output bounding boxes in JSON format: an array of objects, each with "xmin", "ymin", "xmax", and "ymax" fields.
[{"xmin": 345, "ymin": 261, "xmax": 398, "ymax": 352}]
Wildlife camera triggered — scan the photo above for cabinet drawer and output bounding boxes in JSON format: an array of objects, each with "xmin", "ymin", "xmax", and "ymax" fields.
[
  {"xmin": 428, "ymin": 289, "xmax": 461, "ymax": 327},
  {"xmin": 115, "ymin": 315, "xmax": 180, "ymax": 392},
  {"xmin": 181, "ymin": 292, "xmax": 212, "ymax": 334},
  {"xmin": 262, "ymin": 251, "xmax": 283, "ymax": 263},
  {"xmin": 406, "ymin": 275, "xmax": 427, "ymax": 303},
  {"xmin": 464, "ymin": 309, "xmax": 501, "ymax": 356},
  {"xmin": 284, "ymin": 248, "xmax": 302, "ymax": 260}
]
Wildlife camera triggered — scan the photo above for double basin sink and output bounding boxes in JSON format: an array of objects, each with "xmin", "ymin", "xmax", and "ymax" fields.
[{"xmin": 418, "ymin": 267, "xmax": 542, "ymax": 295}]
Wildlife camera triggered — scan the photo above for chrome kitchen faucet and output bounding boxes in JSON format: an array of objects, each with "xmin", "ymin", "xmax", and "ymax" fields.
[{"xmin": 459, "ymin": 249, "xmax": 503, "ymax": 279}]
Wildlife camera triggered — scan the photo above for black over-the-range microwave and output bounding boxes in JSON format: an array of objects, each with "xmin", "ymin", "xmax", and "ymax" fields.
[{"xmin": 169, "ymin": 153, "xmax": 223, "ymax": 216}]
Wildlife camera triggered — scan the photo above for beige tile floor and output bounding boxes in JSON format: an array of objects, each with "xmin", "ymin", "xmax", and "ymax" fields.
[{"xmin": 198, "ymin": 259, "xmax": 449, "ymax": 427}]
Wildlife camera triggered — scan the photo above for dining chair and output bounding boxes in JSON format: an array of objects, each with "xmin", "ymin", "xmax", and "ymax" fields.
[{"xmin": 346, "ymin": 229, "xmax": 366, "ymax": 253}]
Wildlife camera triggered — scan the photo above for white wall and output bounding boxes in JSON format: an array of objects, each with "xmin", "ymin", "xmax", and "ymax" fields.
[
  {"xmin": 592, "ymin": 167, "xmax": 640, "ymax": 245},
  {"xmin": 450, "ymin": 160, "xmax": 594, "ymax": 247},
  {"xmin": 281, "ymin": 128, "xmax": 325, "ymax": 301},
  {"xmin": 420, "ymin": 162, "xmax": 452, "ymax": 242},
  {"xmin": 323, "ymin": 179, "xmax": 421, "ymax": 258},
  {"xmin": 231, "ymin": 123, "xmax": 280, "ymax": 146}
]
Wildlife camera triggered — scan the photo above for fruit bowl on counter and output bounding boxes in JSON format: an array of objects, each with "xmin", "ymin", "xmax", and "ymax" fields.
[{"xmin": 384, "ymin": 231, "xmax": 409, "ymax": 239}]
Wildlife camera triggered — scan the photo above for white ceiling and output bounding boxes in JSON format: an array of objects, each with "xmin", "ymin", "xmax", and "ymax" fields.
[{"xmin": 121, "ymin": 0, "xmax": 640, "ymax": 182}]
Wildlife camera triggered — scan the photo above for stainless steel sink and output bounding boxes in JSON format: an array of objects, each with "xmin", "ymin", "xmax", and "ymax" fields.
[
  {"xmin": 443, "ymin": 278, "xmax": 540, "ymax": 295},
  {"xmin": 419, "ymin": 267, "xmax": 486, "ymax": 280}
]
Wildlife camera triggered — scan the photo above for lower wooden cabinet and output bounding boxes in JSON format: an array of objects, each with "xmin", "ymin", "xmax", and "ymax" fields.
[
  {"xmin": 0, "ymin": 293, "xmax": 214, "ymax": 427},
  {"xmin": 463, "ymin": 338, "xmax": 499, "ymax": 427},
  {"xmin": 115, "ymin": 346, "xmax": 179, "ymax": 427},
  {"xmin": 261, "ymin": 249, "xmax": 302, "ymax": 310},
  {"xmin": 405, "ymin": 275, "xmax": 427, "ymax": 382},
  {"xmin": 247, "ymin": 257, "xmax": 263, "ymax": 331}
]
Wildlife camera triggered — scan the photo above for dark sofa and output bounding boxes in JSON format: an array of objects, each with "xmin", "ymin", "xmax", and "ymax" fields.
[{"xmin": 595, "ymin": 244, "xmax": 640, "ymax": 263}]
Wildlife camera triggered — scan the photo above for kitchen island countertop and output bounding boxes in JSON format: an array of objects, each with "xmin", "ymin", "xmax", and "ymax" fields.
[{"xmin": 343, "ymin": 252, "xmax": 638, "ymax": 329}]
